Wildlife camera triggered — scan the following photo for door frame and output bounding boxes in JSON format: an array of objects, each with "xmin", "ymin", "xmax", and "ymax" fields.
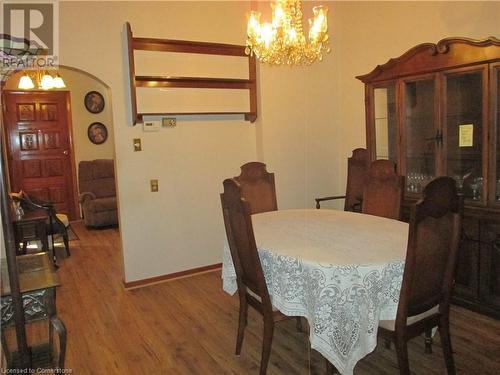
[{"xmin": 2, "ymin": 90, "xmax": 80, "ymax": 220}]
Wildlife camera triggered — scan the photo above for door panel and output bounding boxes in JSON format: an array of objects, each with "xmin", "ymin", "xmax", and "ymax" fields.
[{"xmin": 3, "ymin": 91, "xmax": 77, "ymax": 220}]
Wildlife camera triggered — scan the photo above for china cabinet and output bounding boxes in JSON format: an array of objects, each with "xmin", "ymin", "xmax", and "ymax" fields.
[{"xmin": 357, "ymin": 37, "xmax": 500, "ymax": 318}]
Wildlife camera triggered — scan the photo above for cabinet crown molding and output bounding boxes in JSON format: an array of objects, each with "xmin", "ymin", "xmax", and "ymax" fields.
[{"xmin": 357, "ymin": 36, "xmax": 500, "ymax": 83}]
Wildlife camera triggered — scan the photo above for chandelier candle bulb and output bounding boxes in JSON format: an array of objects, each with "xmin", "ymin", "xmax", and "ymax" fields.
[{"xmin": 245, "ymin": 0, "xmax": 330, "ymax": 66}]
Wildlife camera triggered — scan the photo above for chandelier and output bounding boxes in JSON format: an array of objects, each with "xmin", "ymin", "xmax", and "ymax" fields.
[
  {"xmin": 245, "ymin": 0, "xmax": 330, "ymax": 66},
  {"xmin": 18, "ymin": 70, "xmax": 66, "ymax": 90}
]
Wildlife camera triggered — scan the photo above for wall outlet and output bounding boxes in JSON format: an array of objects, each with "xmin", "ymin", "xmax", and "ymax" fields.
[
  {"xmin": 162, "ymin": 117, "xmax": 176, "ymax": 127},
  {"xmin": 150, "ymin": 179, "xmax": 159, "ymax": 192},
  {"xmin": 133, "ymin": 138, "xmax": 142, "ymax": 151}
]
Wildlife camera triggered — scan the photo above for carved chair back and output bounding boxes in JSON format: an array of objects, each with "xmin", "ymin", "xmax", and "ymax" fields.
[
  {"xmin": 362, "ymin": 160, "xmax": 404, "ymax": 220},
  {"xmin": 344, "ymin": 148, "xmax": 370, "ymax": 211},
  {"xmin": 233, "ymin": 162, "xmax": 277, "ymax": 215},
  {"xmin": 220, "ymin": 179, "xmax": 273, "ymax": 311},
  {"xmin": 397, "ymin": 176, "xmax": 463, "ymax": 325}
]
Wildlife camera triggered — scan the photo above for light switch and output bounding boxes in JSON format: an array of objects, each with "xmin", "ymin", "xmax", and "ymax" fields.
[
  {"xmin": 150, "ymin": 179, "xmax": 159, "ymax": 192},
  {"xmin": 162, "ymin": 117, "xmax": 176, "ymax": 127},
  {"xmin": 133, "ymin": 138, "xmax": 142, "ymax": 152}
]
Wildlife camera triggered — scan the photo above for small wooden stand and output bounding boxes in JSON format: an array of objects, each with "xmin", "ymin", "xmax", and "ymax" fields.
[{"xmin": 1, "ymin": 252, "xmax": 67, "ymax": 370}]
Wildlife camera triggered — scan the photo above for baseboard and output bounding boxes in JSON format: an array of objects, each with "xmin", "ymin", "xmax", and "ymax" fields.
[{"xmin": 123, "ymin": 263, "xmax": 222, "ymax": 290}]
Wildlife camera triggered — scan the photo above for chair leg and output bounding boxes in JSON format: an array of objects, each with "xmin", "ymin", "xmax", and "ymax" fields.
[
  {"xmin": 384, "ymin": 338, "xmax": 391, "ymax": 349},
  {"xmin": 63, "ymin": 230, "xmax": 70, "ymax": 257},
  {"xmin": 394, "ymin": 337, "xmax": 410, "ymax": 375},
  {"xmin": 235, "ymin": 294, "xmax": 248, "ymax": 355},
  {"xmin": 259, "ymin": 317, "xmax": 274, "ymax": 375},
  {"xmin": 439, "ymin": 317, "xmax": 456, "ymax": 375},
  {"xmin": 296, "ymin": 317, "xmax": 303, "ymax": 332},
  {"xmin": 424, "ymin": 330, "xmax": 433, "ymax": 354},
  {"xmin": 326, "ymin": 359, "xmax": 338, "ymax": 375},
  {"xmin": 50, "ymin": 317, "xmax": 67, "ymax": 369}
]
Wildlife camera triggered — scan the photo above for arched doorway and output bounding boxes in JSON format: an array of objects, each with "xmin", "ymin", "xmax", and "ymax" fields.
[{"xmin": 2, "ymin": 66, "xmax": 116, "ymax": 220}]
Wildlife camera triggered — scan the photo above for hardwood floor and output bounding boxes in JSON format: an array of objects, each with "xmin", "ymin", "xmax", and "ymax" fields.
[{"xmin": 52, "ymin": 222, "xmax": 500, "ymax": 374}]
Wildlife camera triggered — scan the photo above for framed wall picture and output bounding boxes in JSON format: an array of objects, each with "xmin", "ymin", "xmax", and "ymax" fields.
[
  {"xmin": 84, "ymin": 91, "xmax": 105, "ymax": 113},
  {"xmin": 87, "ymin": 122, "xmax": 108, "ymax": 145}
]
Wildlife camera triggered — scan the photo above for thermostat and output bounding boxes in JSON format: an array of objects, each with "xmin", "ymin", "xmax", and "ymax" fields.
[{"xmin": 143, "ymin": 120, "xmax": 161, "ymax": 132}]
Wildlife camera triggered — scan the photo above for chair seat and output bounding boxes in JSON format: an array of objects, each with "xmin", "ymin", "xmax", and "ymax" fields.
[
  {"xmin": 55, "ymin": 213, "xmax": 70, "ymax": 228},
  {"xmin": 379, "ymin": 305, "xmax": 439, "ymax": 331},
  {"xmin": 247, "ymin": 288, "xmax": 279, "ymax": 312}
]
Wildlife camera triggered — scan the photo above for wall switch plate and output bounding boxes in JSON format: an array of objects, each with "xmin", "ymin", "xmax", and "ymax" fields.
[
  {"xmin": 133, "ymin": 138, "xmax": 142, "ymax": 151},
  {"xmin": 143, "ymin": 120, "xmax": 161, "ymax": 132},
  {"xmin": 150, "ymin": 179, "xmax": 159, "ymax": 192},
  {"xmin": 162, "ymin": 117, "xmax": 176, "ymax": 127}
]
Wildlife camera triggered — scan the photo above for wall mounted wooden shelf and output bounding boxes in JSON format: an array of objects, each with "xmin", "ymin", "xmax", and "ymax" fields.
[{"xmin": 126, "ymin": 22, "xmax": 257, "ymax": 125}]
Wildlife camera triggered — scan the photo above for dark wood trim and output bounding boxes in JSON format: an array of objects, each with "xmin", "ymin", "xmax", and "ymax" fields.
[
  {"xmin": 126, "ymin": 22, "xmax": 139, "ymax": 125},
  {"xmin": 452, "ymin": 295, "xmax": 500, "ymax": 320},
  {"xmin": 132, "ymin": 38, "xmax": 246, "ymax": 56},
  {"xmin": 123, "ymin": 263, "xmax": 222, "ymax": 289},
  {"xmin": 357, "ymin": 37, "xmax": 500, "ymax": 83},
  {"xmin": 0, "ymin": 115, "xmax": 31, "ymax": 368},
  {"xmin": 364, "ymin": 85, "xmax": 374, "ymax": 160},
  {"xmin": 64, "ymin": 91, "xmax": 80, "ymax": 220},
  {"xmin": 136, "ymin": 112, "xmax": 255, "ymax": 122},
  {"xmin": 248, "ymin": 55, "xmax": 257, "ymax": 123},
  {"xmin": 126, "ymin": 22, "xmax": 257, "ymax": 125},
  {"xmin": 489, "ymin": 62, "xmax": 500, "ymax": 207},
  {"xmin": 135, "ymin": 76, "xmax": 253, "ymax": 89}
]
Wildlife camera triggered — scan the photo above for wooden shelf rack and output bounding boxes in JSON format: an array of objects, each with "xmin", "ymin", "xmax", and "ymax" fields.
[{"xmin": 126, "ymin": 22, "xmax": 257, "ymax": 125}]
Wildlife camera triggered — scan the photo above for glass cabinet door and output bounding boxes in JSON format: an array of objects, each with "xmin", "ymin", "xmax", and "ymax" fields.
[
  {"xmin": 445, "ymin": 69, "xmax": 486, "ymax": 202},
  {"xmin": 495, "ymin": 65, "xmax": 500, "ymax": 204},
  {"xmin": 373, "ymin": 84, "xmax": 397, "ymax": 162},
  {"xmin": 403, "ymin": 78, "xmax": 437, "ymax": 193}
]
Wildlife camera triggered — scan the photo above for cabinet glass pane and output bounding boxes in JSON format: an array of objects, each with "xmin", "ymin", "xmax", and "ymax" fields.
[
  {"xmin": 446, "ymin": 71, "xmax": 483, "ymax": 200},
  {"xmin": 496, "ymin": 68, "xmax": 500, "ymax": 202},
  {"xmin": 405, "ymin": 79, "xmax": 435, "ymax": 193},
  {"xmin": 374, "ymin": 85, "xmax": 396, "ymax": 161}
]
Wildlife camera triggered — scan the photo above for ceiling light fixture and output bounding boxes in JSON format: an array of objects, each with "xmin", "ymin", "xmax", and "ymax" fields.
[
  {"xmin": 245, "ymin": 0, "xmax": 330, "ymax": 66},
  {"xmin": 18, "ymin": 70, "xmax": 66, "ymax": 90}
]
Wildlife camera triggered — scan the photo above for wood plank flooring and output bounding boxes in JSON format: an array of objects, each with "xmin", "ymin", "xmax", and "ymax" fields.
[{"xmin": 53, "ymin": 222, "xmax": 500, "ymax": 374}]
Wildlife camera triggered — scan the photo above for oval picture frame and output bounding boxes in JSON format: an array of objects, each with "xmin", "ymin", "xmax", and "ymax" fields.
[
  {"xmin": 84, "ymin": 91, "xmax": 105, "ymax": 114},
  {"xmin": 87, "ymin": 122, "xmax": 108, "ymax": 145}
]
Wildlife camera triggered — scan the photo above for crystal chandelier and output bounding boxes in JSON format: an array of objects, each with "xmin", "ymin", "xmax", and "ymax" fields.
[
  {"xmin": 18, "ymin": 70, "xmax": 66, "ymax": 90},
  {"xmin": 245, "ymin": 0, "xmax": 330, "ymax": 66}
]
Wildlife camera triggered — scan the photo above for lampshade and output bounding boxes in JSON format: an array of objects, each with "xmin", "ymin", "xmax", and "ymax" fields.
[
  {"xmin": 18, "ymin": 74, "xmax": 35, "ymax": 89},
  {"xmin": 40, "ymin": 74, "xmax": 54, "ymax": 90},
  {"xmin": 52, "ymin": 75, "xmax": 66, "ymax": 88}
]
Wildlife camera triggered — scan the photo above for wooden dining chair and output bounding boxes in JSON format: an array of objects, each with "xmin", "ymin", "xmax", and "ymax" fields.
[
  {"xmin": 362, "ymin": 159, "xmax": 404, "ymax": 220},
  {"xmin": 315, "ymin": 148, "xmax": 369, "ymax": 210},
  {"xmin": 377, "ymin": 176, "xmax": 463, "ymax": 375},
  {"xmin": 221, "ymin": 178, "xmax": 300, "ymax": 375},
  {"xmin": 11, "ymin": 191, "xmax": 71, "ymax": 257},
  {"xmin": 233, "ymin": 162, "xmax": 277, "ymax": 215}
]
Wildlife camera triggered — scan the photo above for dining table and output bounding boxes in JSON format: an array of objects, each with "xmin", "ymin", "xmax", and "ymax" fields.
[{"xmin": 222, "ymin": 208, "xmax": 409, "ymax": 375}]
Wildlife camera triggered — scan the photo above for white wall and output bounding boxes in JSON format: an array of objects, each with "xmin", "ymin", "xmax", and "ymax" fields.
[
  {"xmin": 55, "ymin": 1, "xmax": 499, "ymax": 283},
  {"xmin": 59, "ymin": 1, "xmax": 259, "ymax": 282}
]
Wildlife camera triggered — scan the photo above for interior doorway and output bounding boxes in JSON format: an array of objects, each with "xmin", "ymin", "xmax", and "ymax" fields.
[
  {"xmin": 2, "ymin": 90, "xmax": 79, "ymax": 220},
  {"xmin": 2, "ymin": 66, "xmax": 116, "ymax": 222}
]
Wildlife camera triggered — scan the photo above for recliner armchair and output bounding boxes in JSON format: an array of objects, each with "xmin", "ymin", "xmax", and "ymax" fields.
[{"xmin": 78, "ymin": 159, "xmax": 118, "ymax": 227}]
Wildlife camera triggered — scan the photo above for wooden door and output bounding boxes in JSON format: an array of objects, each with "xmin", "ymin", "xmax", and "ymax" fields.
[{"xmin": 2, "ymin": 91, "xmax": 78, "ymax": 220}]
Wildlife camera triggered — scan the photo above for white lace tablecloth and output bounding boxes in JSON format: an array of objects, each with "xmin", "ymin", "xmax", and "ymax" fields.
[{"xmin": 222, "ymin": 209, "xmax": 409, "ymax": 374}]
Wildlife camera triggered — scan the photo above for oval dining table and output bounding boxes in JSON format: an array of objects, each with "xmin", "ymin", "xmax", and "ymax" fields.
[{"xmin": 222, "ymin": 208, "xmax": 409, "ymax": 375}]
